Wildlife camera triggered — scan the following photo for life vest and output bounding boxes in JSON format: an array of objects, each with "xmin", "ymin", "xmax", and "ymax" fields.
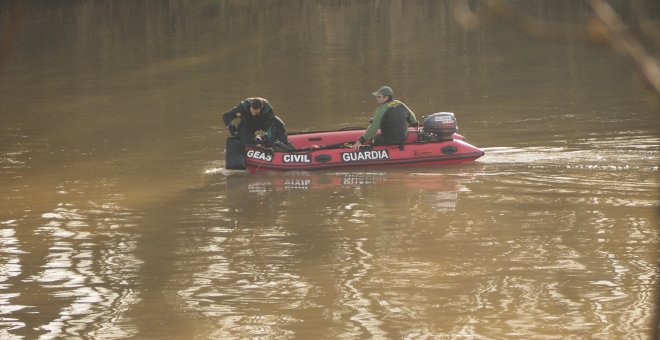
[{"xmin": 379, "ymin": 100, "xmax": 412, "ymax": 144}]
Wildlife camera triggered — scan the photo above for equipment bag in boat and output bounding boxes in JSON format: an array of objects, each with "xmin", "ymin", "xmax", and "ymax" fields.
[{"xmin": 225, "ymin": 137, "xmax": 246, "ymax": 170}]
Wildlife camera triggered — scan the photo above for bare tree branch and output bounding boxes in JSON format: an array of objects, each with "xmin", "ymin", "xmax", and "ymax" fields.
[
  {"xmin": 586, "ymin": 0, "xmax": 660, "ymax": 98},
  {"xmin": 486, "ymin": 0, "xmax": 589, "ymax": 42},
  {"xmin": 451, "ymin": 0, "xmax": 660, "ymax": 100}
]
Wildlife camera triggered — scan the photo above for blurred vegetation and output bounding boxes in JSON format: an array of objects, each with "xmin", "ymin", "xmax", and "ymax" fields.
[
  {"xmin": 0, "ymin": 0, "xmax": 22, "ymax": 71},
  {"xmin": 1, "ymin": 0, "xmax": 658, "ymax": 104},
  {"xmin": 452, "ymin": 0, "xmax": 660, "ymax": 100}
]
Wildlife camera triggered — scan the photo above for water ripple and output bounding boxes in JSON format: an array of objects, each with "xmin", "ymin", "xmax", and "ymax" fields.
[{"xmin": 1, "ymin": 183, "xmax": 143, "ymax": 339}]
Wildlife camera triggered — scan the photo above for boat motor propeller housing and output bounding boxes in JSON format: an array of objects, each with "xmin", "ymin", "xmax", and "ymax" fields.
[{"xmin": 422, "ymin": 112, "xmax": 458, "ymax": 141}]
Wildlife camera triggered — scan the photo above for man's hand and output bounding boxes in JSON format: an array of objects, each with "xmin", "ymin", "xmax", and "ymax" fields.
[
  {"xmin": 230, "ymin": 116, "xmax": 242, "ymax": 128},
  {"xmin": 227, "ymin": 116, "xmax": 242, "ymax": 136},
  {"xmin": 254, "ymin": 130, "xmax": 268, "ymax": 145},
  {"xmin": 352, "ymin": 140, "xmax": 362, "ymax": 150}
]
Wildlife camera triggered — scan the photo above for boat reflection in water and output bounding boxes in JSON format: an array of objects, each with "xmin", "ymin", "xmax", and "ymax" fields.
[{"xmin": 210, "ymin": 166, "xmax": 482, "ymax": 213}]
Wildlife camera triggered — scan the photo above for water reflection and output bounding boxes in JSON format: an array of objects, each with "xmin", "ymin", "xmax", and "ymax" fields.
[
  {"xmin": 191, "ymin": 154, "xmax": 658, "ymax": 337},
  {"xmin": 0, "ymin": 0, "xmax": 658, "ymax": 338},
  {"xmin": 0, "ymin": 182, "xmax": 143, "ymax": 339},
  {"xmin": 171, "ymin": 169, "xmax": 480, "ymax": 337},
  {"xmin": 212, "ymin": 169, "xmax": 473, "ymax": 195},
  {"xmin": 0, "ymin": 221, "xmax": 26, "ymax": 338}
]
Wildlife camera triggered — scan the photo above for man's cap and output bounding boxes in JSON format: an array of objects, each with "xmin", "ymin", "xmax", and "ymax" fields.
[{"xmin": 372, "ymin": 85, "xmax": 393, "ymax": 96}]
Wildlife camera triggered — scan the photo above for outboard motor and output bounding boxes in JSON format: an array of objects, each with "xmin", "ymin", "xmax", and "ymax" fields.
[{"xmin": 421, "ymin": 112, "xmax": 458, "ymax": 141}]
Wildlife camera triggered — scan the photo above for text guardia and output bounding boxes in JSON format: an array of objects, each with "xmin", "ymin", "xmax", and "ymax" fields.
[{"xmin": 341, "ymin": 150, "xmax": 389, "ymax": 162}]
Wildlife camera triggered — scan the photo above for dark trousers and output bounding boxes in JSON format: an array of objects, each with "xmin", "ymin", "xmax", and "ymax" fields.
[
  {"xmin": 225, "ymin": 138, "xmax": 246, "ymax": 170},
  {"xmin": 373, "ymin": 134, "xmax": 404, "ymax": 146}
]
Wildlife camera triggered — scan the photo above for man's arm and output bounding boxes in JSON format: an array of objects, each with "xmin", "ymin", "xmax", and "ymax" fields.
[
  {"xmin": 223, "ymin": 100, "xmax": 249, "ymax": 137},
  {"xmin": 401, "ymin": 102, "xmax": 418, "ymax": 126},
  {"xmin": 359, "ymin": 105, "xmax": 387, "ymax": 143},
  {"xmin": 261, "ymin": 100, "xmax": 274, "ymax": 116},
  {"xmin": 222, "ymin": 106, "xmax": 239, "ymax": 126}
]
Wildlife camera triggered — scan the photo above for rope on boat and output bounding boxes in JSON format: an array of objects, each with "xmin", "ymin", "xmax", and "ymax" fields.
[{"xmin": 287, "ymin": 127, "xmax": 365, "ymax": 136}]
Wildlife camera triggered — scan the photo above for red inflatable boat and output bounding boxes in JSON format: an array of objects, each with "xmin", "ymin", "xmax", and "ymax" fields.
[{"xmin": 241, "ymin": 112, "xmax": 484, "ymax": 173}]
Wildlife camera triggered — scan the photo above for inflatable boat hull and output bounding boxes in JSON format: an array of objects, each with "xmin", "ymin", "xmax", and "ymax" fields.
[{"xmin": 244, "ymin": 128, "xmax": 484, "ymax": 173}]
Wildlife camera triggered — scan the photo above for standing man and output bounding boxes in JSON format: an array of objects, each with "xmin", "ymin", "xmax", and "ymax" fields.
[
  {"xmin": 223, "ymin": 97, "xmax": 288, "ymax": 147},
  {"xmin": 352, "ymin": 86, "xmax": 418, "ymax": 150},
  {"xmin": 223, "ymin": 97, "xmax": 288, "ymax": 169}
]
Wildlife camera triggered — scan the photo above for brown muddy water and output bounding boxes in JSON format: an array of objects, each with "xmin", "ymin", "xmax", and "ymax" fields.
[{"xmin": 0, "ymin": 1, "xmax": 658, "ymax": 339}]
